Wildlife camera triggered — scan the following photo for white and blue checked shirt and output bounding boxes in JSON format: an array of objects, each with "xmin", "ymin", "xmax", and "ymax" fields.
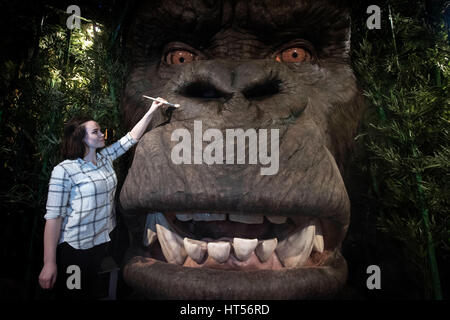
[{"xmin": 44, "ymin": 133, "xmax": 137, "ymax": 249}]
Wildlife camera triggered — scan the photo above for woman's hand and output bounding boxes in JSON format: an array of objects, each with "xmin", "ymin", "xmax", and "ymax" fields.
[
  {"xmin": 130, "ymin": 97, "xmax": 180, "ymax": 141},
  {"xmin": 147, "ymin": 97, "xmax": 166, "ymax": 115},
  {"xmin": 39, "ymin": 262, "xmax": 58, "ymax": 289},
  {"xmin": 147, "ymin": 97, "xmax": 180, "ymax": 116}
]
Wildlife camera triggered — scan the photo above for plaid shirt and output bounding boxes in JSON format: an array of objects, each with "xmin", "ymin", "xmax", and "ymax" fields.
[{"xmin": 44, "ymin": 132, "xmax": 137, "ymax": 249}]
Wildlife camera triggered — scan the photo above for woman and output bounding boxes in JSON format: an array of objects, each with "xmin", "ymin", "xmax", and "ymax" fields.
[{"xmin": 38, "ymin": 97, "xmax": 178, "ymax": 299}]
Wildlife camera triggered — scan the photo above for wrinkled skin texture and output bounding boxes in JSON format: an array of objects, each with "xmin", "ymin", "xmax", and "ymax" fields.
[{"xmin": 119, "ymin": 0, "xmax": 364, "ymax": 299}]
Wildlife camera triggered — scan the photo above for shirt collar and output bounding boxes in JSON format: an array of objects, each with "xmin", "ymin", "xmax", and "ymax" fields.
[{"xmin": 77, "ymin": 153, "xmax": 105, "ymax": 168}]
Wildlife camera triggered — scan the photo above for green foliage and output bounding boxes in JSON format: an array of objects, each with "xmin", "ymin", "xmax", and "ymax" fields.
[{"xmin": 351, "ymin": 0, "xmax": 449, "ymax": 299}]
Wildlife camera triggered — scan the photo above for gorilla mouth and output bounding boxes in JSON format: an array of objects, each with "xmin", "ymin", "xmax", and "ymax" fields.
[
  {"xmin": 143, "ymin": 212, "xmax": 331, "ymax": 270},
  {"xmin": 123, "ymin": 209, "xmax": 348, "ymax": 299}
]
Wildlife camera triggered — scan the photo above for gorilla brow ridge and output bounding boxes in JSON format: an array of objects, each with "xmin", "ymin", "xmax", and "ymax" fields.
[{"xmin": 131, "ymin": 0, "xmax": 350, "ymax": 57}]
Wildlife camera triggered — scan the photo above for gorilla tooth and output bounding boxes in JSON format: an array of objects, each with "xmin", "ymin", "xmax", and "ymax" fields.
[
  {"xmin": 255, "ymin": 238, "xmax": 278, "ymax": 262},
  {"xmin": 232, "ymin": 238, "xmax": 258, "ymax": 261},
  {"xmin": 143, "ymin": 212, "xmax": 171, "ymax": 247},
  {"xmin": 207, "ymin": 241, "xmax": 231, "ymax": 263},
  {"xmin": 156, "ymin": 224, "xmax": 187, "ymax": 265},
  {"xmin": 145, "ymin": 212, "xmax": 174, "ymax": 232},
  {"xmin": 229, "ymin": 214, "xmax": 264, "ymax": 224},
  {"xmin": 193, "ymin": 213, "xmax": 227, "ymax": 221},
  {"xmin": 176, "ymin": 214, "xmax": 193, "ymax": 221},
  {"xmin": 275, "ymin": 223, "xmax": 315, "ymax": 268},
  {"xmin": 266, "ymin": 216, "xmax": 287, "ymax": 224},
  {"xmin": 143, "ymin": 228, "xmax": 157, "ymax": 247},
  {"xmin": 313, "ymin": 220, "xmax": 324, "ymax": 253},
  {"xmin": 184, "ymin": 238, "xmax": 207, "ymax": 264}
]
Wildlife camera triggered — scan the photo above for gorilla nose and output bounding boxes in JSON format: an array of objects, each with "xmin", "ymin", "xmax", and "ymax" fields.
[
  {"xmin": 234, "ymin": 61, "xmax": 282, "ymax": 100},
  {"xmin": 179, "ymin": 80, "xmax": 232, "ymax": 100},
  {"xmin": 241, "ymin": 77, "xmax": 281, "ymax": 100},
  {"xmin": 176, "ymin": 61, "xmax": 281, "ymax": 102}
]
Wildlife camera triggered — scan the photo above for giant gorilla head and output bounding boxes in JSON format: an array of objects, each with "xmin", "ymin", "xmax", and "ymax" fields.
[{"xmin": 119, "ymin": 0, "xmax": 365, "ymax": 299}]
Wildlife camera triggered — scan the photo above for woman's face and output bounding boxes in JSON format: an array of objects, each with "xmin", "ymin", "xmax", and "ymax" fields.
[{"xmin": 83, "ymin": 121, "xmax": 105, "ymax": 150}]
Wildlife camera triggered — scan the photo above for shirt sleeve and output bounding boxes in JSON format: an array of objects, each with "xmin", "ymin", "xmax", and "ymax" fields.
[
  {"xmin": 99, "ymin": 132, "xmax": 137, "ymax": 162},
  {"xmin": 44, "ymin": 165, "xmax": 72, "ymax": 220}
]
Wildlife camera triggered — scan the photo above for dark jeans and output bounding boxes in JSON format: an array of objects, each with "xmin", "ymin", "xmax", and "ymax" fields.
[{"xmin": 55, "ymin": 241, "xmax": 108, "ymax": 300}]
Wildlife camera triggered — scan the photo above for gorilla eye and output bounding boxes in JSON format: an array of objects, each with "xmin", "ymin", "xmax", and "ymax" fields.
[
  {"xmin": 275, "ymin": 47, "xmax": 311, "ymax": 63},
  {"xmin": 165, "ymin": 50, "xmax": 196, "ymax": 65}
]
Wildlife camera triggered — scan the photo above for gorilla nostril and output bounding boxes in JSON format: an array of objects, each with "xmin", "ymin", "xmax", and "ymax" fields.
[
  {"xmin": 242, "ymin": 78, "xmax": 281, "ymax": 100},
  {"xmin": 178, "ymin": 81, "xmax": 232, "ymax": 100}
]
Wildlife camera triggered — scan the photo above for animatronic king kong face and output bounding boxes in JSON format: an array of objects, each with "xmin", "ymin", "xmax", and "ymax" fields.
[{"xmin": 119, "ymin": 0, "xmax": 364, "ymax": 299}]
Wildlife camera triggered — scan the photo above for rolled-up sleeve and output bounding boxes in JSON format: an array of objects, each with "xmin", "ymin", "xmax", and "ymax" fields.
[
  {"xmin": 44, "ymin": 165, "xmax": 72, "ymax": 220},
  {"xmin": 100, "ymin": 132, "xmax": 137, "ymax": 162}
]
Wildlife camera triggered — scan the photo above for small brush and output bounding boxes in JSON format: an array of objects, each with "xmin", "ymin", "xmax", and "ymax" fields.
[{"xmin": 142, "ymin": 95, "xmax": 180, "ymax": 108}]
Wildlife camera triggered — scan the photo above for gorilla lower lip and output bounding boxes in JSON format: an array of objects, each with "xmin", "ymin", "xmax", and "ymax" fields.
[{"xmin": 144, "ymin": 215, "xmax": 325, "ymax": 270}]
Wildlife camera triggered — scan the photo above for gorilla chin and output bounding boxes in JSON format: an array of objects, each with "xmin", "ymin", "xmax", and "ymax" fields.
[{"xmin": 119, "ymin": 0, "xmax": 364, "ymax": 299}]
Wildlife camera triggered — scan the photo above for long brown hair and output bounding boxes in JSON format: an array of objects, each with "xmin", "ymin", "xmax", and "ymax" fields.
[{"xmin": 60, "ymin": 116, "xmax": 91, "ymax": 160}]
